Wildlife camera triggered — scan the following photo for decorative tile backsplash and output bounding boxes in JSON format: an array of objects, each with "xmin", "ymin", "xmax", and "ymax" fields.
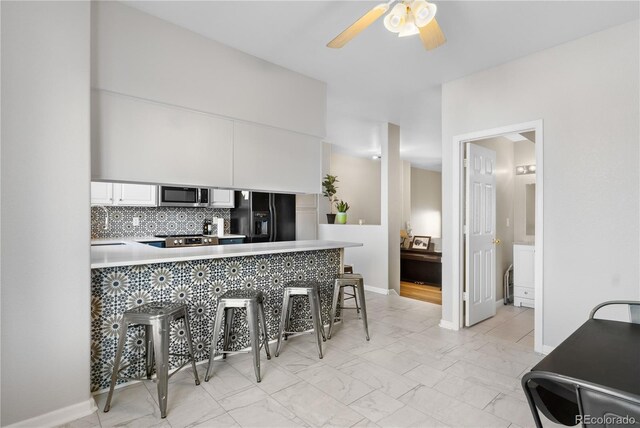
[{"xmin": 91, "ymin": 206, "xmax": 230, "ymax": 239}]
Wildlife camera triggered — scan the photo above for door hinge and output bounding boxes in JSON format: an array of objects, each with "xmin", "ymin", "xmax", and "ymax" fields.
[
  {"xmin": 463, "ymin": 291, "xmax": 468, "ymax": 301},
  {"xmin": 463, "ymin": 158, "xmax": 468, "ymax": 168}
]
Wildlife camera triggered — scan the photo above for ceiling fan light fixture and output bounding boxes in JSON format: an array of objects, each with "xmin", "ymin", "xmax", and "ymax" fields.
[
  {"xmin": 398, "ymin": 12, "xmax": 420, "ymax": 37},
  {"xmin": 383, "ymin": 3, "xmax": 407, "ymax": 33},
  {"xmin": 412, "ymin": 0, "xmax": 437, "ymax": 28}
]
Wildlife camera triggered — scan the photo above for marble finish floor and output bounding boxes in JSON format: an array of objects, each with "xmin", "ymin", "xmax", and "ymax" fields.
[{"xmin": 64, "ymin": 293, "xmax": 556, "ymax": 428}]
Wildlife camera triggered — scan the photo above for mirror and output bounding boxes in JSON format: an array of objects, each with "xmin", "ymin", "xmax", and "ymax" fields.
[{"xmin": 525, "ymin": 183, "xmax": 535, "ymax": 236}]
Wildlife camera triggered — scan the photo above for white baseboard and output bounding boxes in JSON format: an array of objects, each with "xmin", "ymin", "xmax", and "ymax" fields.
[
  {"xmin": 541, "ymin": 344, "xmax": 556, "ymax": 355},
  {"xmin": 495, "ymin": 298, "xmax": 504, "ymax": 308},
  {"xmin": 6, "ymin": 398, "xmax": 98, "ymax": 428},
  {"xmin": 364, "ymin": 285, "xmax": 390, "ymax": 295},
  {"xmin": 439, "ymin": 319, "xmax": 459, "ymax": 331}
]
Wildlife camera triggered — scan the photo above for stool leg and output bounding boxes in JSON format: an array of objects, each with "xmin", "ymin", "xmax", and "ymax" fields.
[
  {"xmin": 258, "ymin": 301, "xmax": 271, "ymax": 360},
  {"xmin": 246, "ymin": 302, "xmax": 261, "ymax": 382},
  {"xmin": 328, "ymin": 281, "xmax": 341, "ymax": 340},
  {"xmin": 356, "ymin": 281, "xmax": 370, "ymax": 341},
  {"xmin": 104, "ymin": 319, "xmax": 129, "ymax": 413},
  {"xmin": 181, "ymin": 312, "xmax": 200, "ymax": 385},
  {"xmin": 284, "ymin": 296, "xmax": 294, "ymax": 341},
  {"xmin": 352, "ymin": 285, "xmax": 361, "ymax": 315},
  {"xmin": 145, "ymin": 325, "xmax": 154, "ymax": 379},
  {"xmin": 151, "ymin": 318, "xmax": 170, "ymax": 418},
  {"xmin": 205, "ymin": 302, "xmax": 225, "ymax": 382},
  {"xmin": 222, "ymin": 307, "xmax": 235, "ymax": 360},
  {"xmin": 275, "ymin": 291, "xmax": 290, "ymax": 357},
  {"xmin": 309, "ymin": 289, "xmax": 324, "ymax": 359}
]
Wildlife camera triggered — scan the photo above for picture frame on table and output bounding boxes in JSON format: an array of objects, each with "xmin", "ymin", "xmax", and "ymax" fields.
[{"xmin": 411, "ymin": 236, "xmax": 431, "ymax": 250}]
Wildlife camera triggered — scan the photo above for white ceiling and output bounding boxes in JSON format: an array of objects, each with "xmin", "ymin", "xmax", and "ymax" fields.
[{"xmin": 123, "ymin": 0, "xmax": 639, "ymax": 169}]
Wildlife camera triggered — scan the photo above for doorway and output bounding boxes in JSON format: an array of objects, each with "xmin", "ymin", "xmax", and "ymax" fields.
[{"xmin": 450, "ymin": 120, "xmax": 544, "ymax": 354}]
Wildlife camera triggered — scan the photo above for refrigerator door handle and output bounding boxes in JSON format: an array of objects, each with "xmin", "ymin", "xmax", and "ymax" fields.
[{"xmin": 270, "ymin": 194, "xmax": 277, "ymax": 242}]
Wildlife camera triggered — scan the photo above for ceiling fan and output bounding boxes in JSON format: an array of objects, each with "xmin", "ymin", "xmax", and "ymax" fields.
[{"xmin": 327, "ymin": 0, "xmax": 446, "ymax": 50}]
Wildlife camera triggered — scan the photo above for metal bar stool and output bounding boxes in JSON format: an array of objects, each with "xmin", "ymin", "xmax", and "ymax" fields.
[
  {"xmin": 104, "ymin": 302, "xmax": 200, "ymax": 418},
  {"xmin": 275, "ymin": 281, "xmax": 326, "ymax": 359},
  {"xmin": 328, "ymin": 273, "xmax": 370, "ymax": 341},
  {"xmin": 204, "ymin": 289, "xmax": 271, "ymax": 383}
]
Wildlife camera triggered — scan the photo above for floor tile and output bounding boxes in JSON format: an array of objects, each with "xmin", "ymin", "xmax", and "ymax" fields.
[
  {"xmin": 359, "ymin": 349, "xmax": 419, "ymax": 375},
  {"xmin": 226, "ymin": 397, "xmax": 300, "ymax": 428},
  {"xmin": 272, "ymin": 381, "xmax": 363, "ymax": 427},
  {"xmin": 432, "ymin": 373, "xmax": 500, "ymax": 409},
  {"xmin": 403, "ymin": 364, "xmax": 448, "ymax": 387},
  {"xmin": 337, "ymin": 358, "xmax": 420, "ymax": 399},
  {"xmin": 56, "ymin": 411, "xmax": 101, "ymax": 428},
  {"xmin": 376, "ymin": 405, "xmax": 449, "ymax": 427},
  {"xmin": 193, "ymin": 412, "xmax": 240, "ymax": 427},
  {"xmin": 217, "ymin": 386, "xmax": 270, "ymax": 412},
  {"xmin": 399, "ymin": 385, "xmax": 510, "ymax": 427},
  {"xmin": 296, "ymin": 364, "xmax": 374, "ymax": 404},
  {"xmin": 484, "ymin": 393, "xmax": 538, "ymax": 427},
  {"xmin": 348, "ymin": 390, "xmax": 405, "ymax": 422}
]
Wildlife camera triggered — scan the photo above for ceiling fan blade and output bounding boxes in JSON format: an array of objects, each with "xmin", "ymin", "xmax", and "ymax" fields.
[
  {"xmin": 418, "ymin": 18, "xmax": 446, "ymax": 51},
  {"xmin": 327, "ymin": 4, "xmax": 389, "ymax": 49}
]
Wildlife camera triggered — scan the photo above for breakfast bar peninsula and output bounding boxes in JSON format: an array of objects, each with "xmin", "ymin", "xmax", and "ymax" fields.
[{"xmin": 90, "ymin": 239, "xmax": 361, "ymax": 392}]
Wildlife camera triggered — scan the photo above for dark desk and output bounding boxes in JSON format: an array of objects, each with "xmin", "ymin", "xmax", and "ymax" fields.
[
  {"xmin": 400, "ymin": 249, "xmax": 442, "ymax": 286},
  {"xmin": 528, "ymin": 319, "xmax": 640, "ymax": 424}
]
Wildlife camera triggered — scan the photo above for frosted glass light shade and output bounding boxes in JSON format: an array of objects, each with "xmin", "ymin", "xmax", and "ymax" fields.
[
  {"xmin": 383, "ymin": 3, "xmax": 407, "ymax": 33},
  {"xmin": 412, "ymin": 0, "xmax": 437, "ymax": 27}
]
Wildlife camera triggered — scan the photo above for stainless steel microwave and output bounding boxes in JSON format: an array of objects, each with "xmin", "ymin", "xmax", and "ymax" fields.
[{"xmin": 158, "ymin": 186, "xmax": 210, "ymax": 207}]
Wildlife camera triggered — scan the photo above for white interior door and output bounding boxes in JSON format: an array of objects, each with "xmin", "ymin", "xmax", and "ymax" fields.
[{"xmin": 465, "ymin": 143, "xmax": 497, "ymax": 326}]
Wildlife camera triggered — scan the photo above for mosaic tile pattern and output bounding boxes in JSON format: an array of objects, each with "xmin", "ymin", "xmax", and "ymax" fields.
[
  {"xmin": 90, "ymin": 249, "xmax": 340, "ymax": 392},
  {"xmin": 91, "ymin": 206, "xmax": 230, "ymax": 239}
]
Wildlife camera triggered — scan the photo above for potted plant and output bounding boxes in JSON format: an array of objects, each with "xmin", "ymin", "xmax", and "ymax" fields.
[
  {"xmin": 335, "ymin": 200, "xmax": 350, "ymax": 224},
  {"xmin": 322, "ymin": 174, "xmax": 339, "ymax": 224}
]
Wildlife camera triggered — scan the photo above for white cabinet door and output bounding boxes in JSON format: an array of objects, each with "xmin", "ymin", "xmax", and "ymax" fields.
[
  {"xmin": 92, "ymin": 91, "xmax": 234, "ymax": 187},
  {"xmin": 233, "ymin": 122, "xmax": 321, "ymax": 194},
  {"xmin": 91, "ymin": 182, "xmax": 114, "ymax": 205},
  {"xmin": 211, "ymin": 189, "xmax": 235, "ymax": 208},
  {"xmin": 514, "ymin": 245, "xmax": 535, "ymax": 288},
  {"xmin": 114, "ymin": 183, "xmax": 157, "ymax": 206}
]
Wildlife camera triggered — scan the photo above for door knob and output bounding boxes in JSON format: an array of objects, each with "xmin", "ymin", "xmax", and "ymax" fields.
[{"xmin": 493, "ymin": 238, "xmax": 501, "ymax": 244}]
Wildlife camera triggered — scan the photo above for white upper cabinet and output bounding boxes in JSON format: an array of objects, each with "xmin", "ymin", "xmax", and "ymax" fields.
[
  {"xmin": 92, "ymin": 91, "xmax": 233, "ymax": 188},
  {"xmin": 233, "ymin": 122, "xmax": 322, "ymax": 194},
  {"xmin": 91, "ymin": 182, "xmax": 114, "ymax": 205},
  {"xmin": 114, "ymin": 183, "xmax": 157, "ymax": 206},
  {"xmin": 91, "ymin": 182, "xmax": 157, "ymax": 206},
  {"xmin": 211, "ymin": 189, "xmax": 235, "ymax": 208}
]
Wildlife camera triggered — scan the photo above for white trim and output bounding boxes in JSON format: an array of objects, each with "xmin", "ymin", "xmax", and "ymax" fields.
[
  {"xmin": 495, "ymin": 298, "xmax": 504, "ymax": 308},
  {"xmin": 451, "ymin": 120, "xmax": 544, "ymax": 354},
  {"xmin": 439, "ymin": 319, "xmax": 459, "ymax": 330},
  {"xmin": 365, "ymin": 285, "xmax": 390, "ymax": 295},
  {"xmin": 542, "ymin": 344, "xmax": 556, "ymax": 355},
  {"xmin": 6, "ymin": 398, "xmax": 98, "ymax": 428}
]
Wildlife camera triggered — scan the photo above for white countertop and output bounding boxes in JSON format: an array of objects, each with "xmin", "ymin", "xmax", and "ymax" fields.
[
  {"xmin": 91, "ymin": 240, "xmax": 363, "ymax": 268},
  {"xmin": 91, "ymin": 234, "xmax": 246, "ymax": 245}
]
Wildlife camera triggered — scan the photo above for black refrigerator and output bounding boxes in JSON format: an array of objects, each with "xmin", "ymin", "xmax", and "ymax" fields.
[{"xmin": 230, "ymin": 191, "xmax": 296, "ymax": 243}]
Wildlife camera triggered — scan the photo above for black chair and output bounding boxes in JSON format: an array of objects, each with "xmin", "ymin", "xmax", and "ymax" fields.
[{"xmin": 589, "ymin": 300, "xmax": 640, "ymax": 324}]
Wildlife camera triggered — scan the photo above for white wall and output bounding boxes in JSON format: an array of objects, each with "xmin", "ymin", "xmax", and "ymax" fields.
[
  {"xmin": 319, "ymin": 122, "xmax": 402, "ymax": 294},
  {"xmin": 387, "ymin": 124, "xmax": 402, "ymax": 295},
  {"xmin": 401, "ymin": 161, "xmax": 411, "ymax": 230},
  {"xmin": 329, "ymin": 151, "xmax": 381, "ymax": 225},
  {"xmin": 92, "ymin": 1, "xmax": 326, "ymax": 138},
  {"xmin": 441, "ymin": 21, "xmax": 640, "ymax": 347},
  {"xmin": 1, "ymin": 1, "xmax": 92, "ymax": 425},
  {"xmin": 475, "ymin": 137, "xmax": 516, "ymax": 301},
  {"xmin": 410, "ymin": 168, "xmax": 442, "ymax": 238}
]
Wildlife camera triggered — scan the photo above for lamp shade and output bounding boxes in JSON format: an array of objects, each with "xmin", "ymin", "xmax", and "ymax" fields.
[
  {"xmin": 383, "ymin": 3, "xmax": 407, "ymax": 33},
  {"xmin": 411, "ymin": 0, "xmax": 437, "ymax": 28}
]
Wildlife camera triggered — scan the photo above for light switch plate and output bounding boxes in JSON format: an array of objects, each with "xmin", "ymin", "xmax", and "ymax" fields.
[{"xmin": 133, "ymin": 216, "xmax": 140, "ymax": 227}]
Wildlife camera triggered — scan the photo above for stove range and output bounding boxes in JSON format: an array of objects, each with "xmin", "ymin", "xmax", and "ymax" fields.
[{"xmin": 154, "ymin": 234, "xmax": 219, "ymax": 248}]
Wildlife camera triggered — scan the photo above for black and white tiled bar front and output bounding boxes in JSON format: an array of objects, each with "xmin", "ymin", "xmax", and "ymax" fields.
[{"xmin": 90, "ymin": 240, "xmax": 361, "ymax": 393}]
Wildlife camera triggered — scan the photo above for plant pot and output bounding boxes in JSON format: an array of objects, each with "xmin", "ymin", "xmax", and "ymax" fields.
[
  {"xmin": 336, "ymin": 212, "xmax": 347, "ymax": 224},
  {"xmin": 326, "ymin": 214, "xmax": 336, "ymax": 224}
]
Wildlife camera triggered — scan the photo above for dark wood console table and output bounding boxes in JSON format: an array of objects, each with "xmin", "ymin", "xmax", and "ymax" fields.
[{"xmin": 400, "ymin": 248, "xmax": 442, "ymax": 286}]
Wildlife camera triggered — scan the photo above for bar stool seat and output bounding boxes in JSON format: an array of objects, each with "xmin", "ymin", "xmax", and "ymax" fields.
[
  {"xmin": 205, "ymin": 288, "xmax": 271, "ymax": 383},
  {"xmin": 104, "ymin": 302, "xmax": 200, "ymax": 418},
  {"xmin": 275, "ymin": 281, "xmax": 326, "ymax": 359},
  {"xmin": 328, "ymin": 273, "xmax": 370, "ymax": 341}
]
